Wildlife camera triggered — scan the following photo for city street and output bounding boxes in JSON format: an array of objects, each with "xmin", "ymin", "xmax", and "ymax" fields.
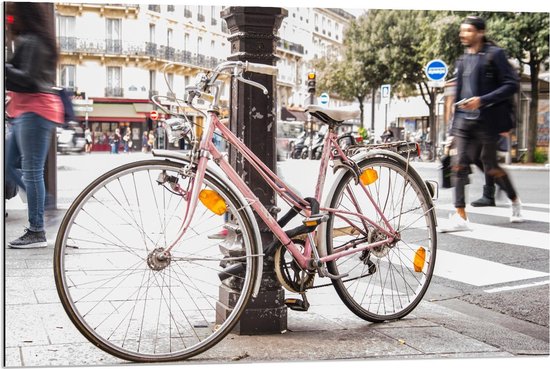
[{"xmin": 3, "ymin": 152, "xmax": 549, "ymax": 367}]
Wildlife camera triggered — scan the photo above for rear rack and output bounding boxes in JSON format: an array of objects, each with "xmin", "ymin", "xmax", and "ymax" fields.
[{"xmin": 345, "ymin": 141, "xmax": 420, "ymax": 159}]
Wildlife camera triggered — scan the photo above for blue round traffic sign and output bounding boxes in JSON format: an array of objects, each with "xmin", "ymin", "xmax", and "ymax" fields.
[
  {"xmin": 319, "ymin": 92, "xmax": 330, "ymax": 105},
  {"xmin": 425, "ymin": 60, "xmax": 448, "ymax": 81}
]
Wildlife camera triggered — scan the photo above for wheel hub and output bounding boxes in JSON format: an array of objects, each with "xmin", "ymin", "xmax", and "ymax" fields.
[
  {"xmin": 147, "ymin": 248, "xmax": 171, "ymax": 271},
  {"xmin": 369, "ymin": 229, "xmax": 392, "ymax": 258}
]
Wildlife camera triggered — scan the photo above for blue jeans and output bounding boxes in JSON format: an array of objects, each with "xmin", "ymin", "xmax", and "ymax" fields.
[{"xmin": 6, "ymin": 113, "xmax": 56, "ymax": 232}]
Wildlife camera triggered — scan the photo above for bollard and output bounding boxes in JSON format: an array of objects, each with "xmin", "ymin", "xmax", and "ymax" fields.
[{"xmin": 217, "ymin": 6, "xmax": 288, "ymax": 335}]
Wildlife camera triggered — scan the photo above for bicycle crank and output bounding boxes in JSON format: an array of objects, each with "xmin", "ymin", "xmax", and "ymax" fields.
[{"xmin": 274, "ymin": 239, "xmax": 315, "ymax": 294}]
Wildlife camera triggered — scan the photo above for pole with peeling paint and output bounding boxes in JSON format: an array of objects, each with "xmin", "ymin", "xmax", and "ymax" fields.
[{"xmin": 218, "ymin": 6, "xmax": 288, "ymax": 334}]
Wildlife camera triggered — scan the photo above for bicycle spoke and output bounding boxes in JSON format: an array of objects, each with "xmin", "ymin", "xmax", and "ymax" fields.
[{"xmin": 326, "ymin": 156, "xmax": 436, "ymax": 322}]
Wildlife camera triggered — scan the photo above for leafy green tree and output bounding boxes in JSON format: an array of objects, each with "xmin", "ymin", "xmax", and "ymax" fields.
[
  {"xmin": 313, "ymin": 10, "xmax": 392, "ymax": 129},
  {"xmin": 486, "ymin": 12, "xmax": 549, "ymax": 162}
]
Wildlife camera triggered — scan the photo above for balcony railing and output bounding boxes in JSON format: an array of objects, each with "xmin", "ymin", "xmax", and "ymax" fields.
[
  {"xmin": 184, "ymin": 9, "xmax": 192, "ymax": 18},
  {"xmin": 105, "ymin": 86, "xmax": 124, "ymax": 97},
  {"xmin": 58, "ymin": 37, "xmax": 224, "ymax": 70},
  {"xmin": 167, "ymin": 5, "xmax": 175, "ymax": 12},
  {"xmin": 197, "ymin": 14, "xmax": 205, "ymax": 22},
  {"xmin": 59, "ymin": 36, "xmax": 77, "ymax": 51},
  {"xmin": 277, "ymin": 39, "xmax": 304, "ymax": 55},
  {"xmin": 145, "ymin": 42, "xmax": 157, "ymax": 57},
  {"xmin": 105, "ymin": 39, "xmax": 122, "ymax": 54}
]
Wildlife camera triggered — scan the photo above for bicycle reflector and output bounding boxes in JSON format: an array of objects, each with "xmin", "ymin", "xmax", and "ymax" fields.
[
  {"xmin": 199, "ymin": 189, "xmax": 227, "ymax": 215},
  {"xmin": 360, "ymin": 168, "xmax": 378, "ymax": 185},
  {"xmin": 413, "ymin": 246, "xmax": 426, "ymax": 272}
]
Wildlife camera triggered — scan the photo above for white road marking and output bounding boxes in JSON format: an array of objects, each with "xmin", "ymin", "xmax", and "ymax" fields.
[
  {"xmin": 484, "ymin": 280, "xmax": 550, "ymax": 293},
  {"xmin": 437, "ymin": 217, "xmax": 550, "ymax": 250},
  {"xmin": 434, "ymin": 249, "xmax": 549, "ymax": 286},
  {"xmin": 436, "ymin": 202, "xmax": 550, "ymax": 223}
]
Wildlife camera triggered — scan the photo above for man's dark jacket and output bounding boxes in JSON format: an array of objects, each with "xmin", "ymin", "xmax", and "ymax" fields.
[{"xmin": 453, "ymin": 43, "xmax": 519, "ymax": 134}]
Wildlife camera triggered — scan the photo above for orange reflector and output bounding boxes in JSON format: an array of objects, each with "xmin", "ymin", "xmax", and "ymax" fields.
[
  {"xmin": 199, "ymin": 189, "xmax": 227, "ymax": 215},
  {"xmin": 413, "ymin": 246, "xmax": 426, "ymax": 272},
  {"xmin": 360, "ymin": 168, "xmax": 378, "ymax": 185}
]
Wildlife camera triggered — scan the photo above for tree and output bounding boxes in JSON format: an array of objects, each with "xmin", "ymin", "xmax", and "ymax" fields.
[
  {"xmin": 313, "ymin": 10, "xmax": 392, "ymax": 129},
  {"xmin": 487, "ymin": 12, "xmax": 549, "ymax": 162}
]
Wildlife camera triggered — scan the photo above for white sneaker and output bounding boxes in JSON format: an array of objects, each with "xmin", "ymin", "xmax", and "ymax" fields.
[
  {"xmin": 439, "ymin": 213, "xmax": 472, "ymax": 233},
  {"xmin": 510, "ymin": 200, "xmax": 524, "ymax": 223}
]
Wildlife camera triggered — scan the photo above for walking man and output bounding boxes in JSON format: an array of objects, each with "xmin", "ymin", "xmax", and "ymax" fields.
[{"xmin": 440, "ymin": 15, "xmax": 523, "ymax": 232}]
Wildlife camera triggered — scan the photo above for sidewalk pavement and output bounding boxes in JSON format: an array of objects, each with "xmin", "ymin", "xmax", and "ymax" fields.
[{"xmin": 3, "ymin": 155, "xmax": 549, "ymax": 368}]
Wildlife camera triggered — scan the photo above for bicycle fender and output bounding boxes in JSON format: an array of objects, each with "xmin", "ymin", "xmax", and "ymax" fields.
[{"xmin": 152, "ymin": 150, "xmax": 264, "ymax": 298}]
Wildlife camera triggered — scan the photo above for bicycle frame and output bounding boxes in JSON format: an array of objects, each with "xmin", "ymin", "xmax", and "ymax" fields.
[{"xmin": 163, "ymin": 110, "xmax": 399, "ymax": 273}]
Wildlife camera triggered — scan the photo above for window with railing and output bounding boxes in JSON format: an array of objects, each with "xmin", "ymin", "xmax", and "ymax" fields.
[
  {"xmin": 60, "ymin": 64, "xmax": 76, "ymax": 91},
  {"xmin": 106, "ymin": 18, "xmax": 122, "ymax": 53},
  {"xmin": 148, "ymin": 4, "xmax": 160, "ymax": 12},
  {"xmin": 211, "ymin": 7, "xmax": 217, "ymax": 26},
  {"xmin": 106, "ymin": 66, "xmax": 123, "ymax": 97},
  {"xmin": 221, "ymin": 21, "xmax": 229, "ymax": 33},
  {"xmin": 197, "ymin": 6, "xmax": 204, "ymax": 22},
  {"xmin": 167, "ymin": 4, "xmax": 175, "ymax": 12},
  {"xmin": 184, "ymin": 6, "xmax": 192, "ymax": 18}
]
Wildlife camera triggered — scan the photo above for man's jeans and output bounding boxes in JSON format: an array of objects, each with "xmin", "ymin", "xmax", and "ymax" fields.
[{"xmin": 6, "ymin": 113, "xmax": 56, "ymax": 232}]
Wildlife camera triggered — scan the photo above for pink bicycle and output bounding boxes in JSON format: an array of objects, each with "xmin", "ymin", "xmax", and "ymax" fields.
[{"xmin": 54, "ymin": 61, "xmax": 437, "ymax": 362}]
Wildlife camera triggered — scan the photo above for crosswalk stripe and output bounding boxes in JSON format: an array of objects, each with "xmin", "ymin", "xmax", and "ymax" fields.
[
  {"xmin": 521, "ymin": 202, "xmax": 550, "ymax": 210},
  {"xmin": 484, "ymin": 280, "xmax": 550, "ymax": 293},
  {"xmin": 437, "ymin": 217, "xmax": 549, "ymax": 250},
  {"xmin": 436, "ymin": 202, "xmax": 550, "ymax": 223},
  {"xmin": 434, "ymin": 249, "xmax": 549, "ymax": 286}
]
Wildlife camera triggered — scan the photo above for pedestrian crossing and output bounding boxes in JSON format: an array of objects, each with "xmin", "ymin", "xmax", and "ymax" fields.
[{"xmin": 433, "ymin": 202, "xmax": 549, "ymax": 290}]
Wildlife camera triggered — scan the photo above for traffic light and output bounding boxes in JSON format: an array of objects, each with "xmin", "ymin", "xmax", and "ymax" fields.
[{"xmin": 307, "ymin": 72, "xmax": 316, "ymax": 94}]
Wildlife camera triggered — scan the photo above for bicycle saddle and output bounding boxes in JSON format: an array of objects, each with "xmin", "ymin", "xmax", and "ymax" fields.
[{"xmin": 306, "ymin": 105, "xmax": 360, "ymax": 124}]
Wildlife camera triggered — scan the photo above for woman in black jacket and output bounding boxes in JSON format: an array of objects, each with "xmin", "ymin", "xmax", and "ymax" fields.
[{"xmin": 5, "ymin": 2, "xmax": 65, "ymax": 248}]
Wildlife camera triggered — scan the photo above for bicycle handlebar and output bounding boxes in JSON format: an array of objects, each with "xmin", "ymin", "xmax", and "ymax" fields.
[{"xmin": 243, "ymin": 61, "xmax": 278, "ymax": 76}]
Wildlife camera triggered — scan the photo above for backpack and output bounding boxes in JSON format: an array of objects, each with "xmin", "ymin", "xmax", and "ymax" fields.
[{"xmin": 484, "ymin": 46, "xmax": 518, "ymax": 131}]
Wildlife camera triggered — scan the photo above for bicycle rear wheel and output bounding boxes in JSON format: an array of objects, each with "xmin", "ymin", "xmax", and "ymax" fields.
[
  {"xmin": 54, "ymin": 160, "xmax": 259, "ymax": 362},
  {"xmin": 325, "ymin": 155, "xmax": 436, "ymax": 322}
]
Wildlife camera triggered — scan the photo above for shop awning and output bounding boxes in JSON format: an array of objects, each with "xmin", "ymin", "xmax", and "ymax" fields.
[
  {"xmin": 75, "ymin": 103, "xmax": 150, "ymax": 122},
  {"xmin": 281, "ymin": 107, "xmax": 307, "ymax": 122}
]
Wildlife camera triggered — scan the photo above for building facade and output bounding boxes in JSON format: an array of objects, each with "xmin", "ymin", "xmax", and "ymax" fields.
[{"xmin": 54, "ymin": 4, "xmax": 355, "ymax": 151}]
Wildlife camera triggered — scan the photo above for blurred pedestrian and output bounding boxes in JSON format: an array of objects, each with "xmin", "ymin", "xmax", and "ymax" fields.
[
  {"xmin": 123, "ymin": 128, "xmax": 131, "ymax": 153},
  {"xmin": 5, "ymin": 2, "xmax": 64, "ymax": 248},
  {"xmin": 148, "ymin": 130, "xmax": 155, "ymax": 151},
  {"xmin": 84, "ymin": 127, "xmax": 93, "ymax": 153},
  {"xmin": 142, "ymin": 131, "xmax": 149, "ymax": 152},
  {"xmin": 112, "ymin": 128, "xmax": 121, "ymax": 154},
  {"xmin": 440, "ymin": 15, "xmax": 522, "ymax": 233}
]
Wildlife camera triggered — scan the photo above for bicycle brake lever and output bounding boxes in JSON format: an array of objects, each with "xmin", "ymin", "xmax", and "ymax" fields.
[{"xmin": 236, "ymin": 76, "xmax": 268, "ymax": 95}]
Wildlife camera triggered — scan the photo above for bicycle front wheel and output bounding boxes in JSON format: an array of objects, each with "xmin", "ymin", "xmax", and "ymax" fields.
[
  {"xmin": 325, "ymin": 155, "xmax": 437, "ymax": 322},
  {"xmin": 54, "ymin": 160, "xmax": 259, "ymax": 362}
]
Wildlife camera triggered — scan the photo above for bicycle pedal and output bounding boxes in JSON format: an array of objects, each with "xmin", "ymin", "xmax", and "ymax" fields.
[
  {"xmin": 284, "ymin": 298, "xmax": 310, "ymax": 312},
  {"xmin": 302, "ymin": 214, "xmax": 328, "ymax": 227}
]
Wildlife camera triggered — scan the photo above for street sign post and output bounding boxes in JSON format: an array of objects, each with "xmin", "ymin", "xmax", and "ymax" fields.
[
  {"xmin": 381, "ymin": 84, "xmax": 391, "ymax": 105},
  {"xmin": 381, "ymin": 84, "xmax": 391, "ymax": 128},
  {"xmin": 319, "ymin": 92, "xmax": 329, "ymax": 106}
]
